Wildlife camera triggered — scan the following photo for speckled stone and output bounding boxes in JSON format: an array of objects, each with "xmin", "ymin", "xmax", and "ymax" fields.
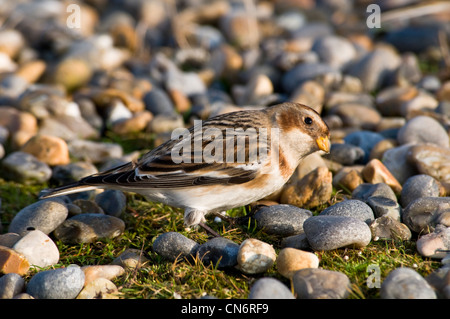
[
  {"xmin": 12, "ymin": 230, "xmax": 59, "ymax": 268},
  {"xmin": 303, "ymin": 215, "xmax": 372, "ymax": 251},
  {"xmin": 402, "ymin": 197, "xmax": 450, "ymax": 234},
  {"xmin": 194, "ymin": 237, "xmax": 239, "ymax": 268},
  {"xmin": 380, "ymin": 267, "xmax": 437, "ymax": 299},
  {"xmin": 153, "ymin": 232, "xmax": 199, "ymax": 262},
  {"xmin": 400, "ymin": 174, "xmax": 443, "ymax": 207},
  {"xmin": 53, "ymin": 213, "xmax": 125, "ymax": 244},
  {"xmin": 248, "ymin": 277, "xmax": 294, "ymax": 299},
  {"xmin": 1, "ymin": 151, "xmax": 52, "ymax": 184},
  {"xmin": 0, "ymin": 273, "xmax": 25, "ymax": 299},
  {"xmin": 237, "ymin": 238, "xmax": 276, "ymax": 274},
  {"xmin": 8, "ymin": 198, "xmax": 68, "ymax": 236},
  {"xmin": 320, "ymin": 199, "xmax": 375, "ymax": 224},
  {"xmin": 292, "ymin": 268, "xmax": 351, "ymax": 299},
  {"xmin": 26, "ymin": 265, "xmax": 85, "ymax": 299},
  {"xmin": 253, "ymin": 204, "xmax": 312, "ymax": 236}
]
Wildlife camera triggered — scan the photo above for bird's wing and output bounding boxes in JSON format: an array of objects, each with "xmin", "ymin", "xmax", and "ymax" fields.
[{"xmin": 47, "ymin": 111, "xmax": 272, "ymax": 194}]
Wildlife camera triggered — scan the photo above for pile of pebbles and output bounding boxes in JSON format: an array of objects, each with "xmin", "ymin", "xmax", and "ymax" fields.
[{"xmin": 1, "ymin": 0, "xmax": 450, "ymax": 299}]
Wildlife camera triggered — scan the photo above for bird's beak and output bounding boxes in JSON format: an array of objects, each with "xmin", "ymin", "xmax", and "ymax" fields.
[{"xmin": 316, "ymin": 136, "xmax": 330, "ymax": 153}]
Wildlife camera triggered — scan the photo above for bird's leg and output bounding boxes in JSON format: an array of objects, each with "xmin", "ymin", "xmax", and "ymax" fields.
[
  {"xmin": 212, "ymin": 205, "xmax": 257, "ymax": 225},
  {"xmin": 198, "ymin": 222, "xmax": 221, "ymax": 237},
  {"xmin": 184, "ymin": 209, "xmax": 221, "ymax": 237}
]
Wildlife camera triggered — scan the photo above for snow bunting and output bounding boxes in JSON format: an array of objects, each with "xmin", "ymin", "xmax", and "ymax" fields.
[{"xmin": 40, "ymin": 102, "xmax": 330, "ymax": 228}]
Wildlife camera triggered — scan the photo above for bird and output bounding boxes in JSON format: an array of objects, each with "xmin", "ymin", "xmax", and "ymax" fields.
[{"xmin": 40, "ymin": 102, "xmax": 330, "ymax": 233}]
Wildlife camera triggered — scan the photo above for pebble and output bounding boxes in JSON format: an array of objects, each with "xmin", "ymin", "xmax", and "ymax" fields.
[
  {"xmin": 52, "ymin": 58, "xmax": 92, "ymax": 91},
  {"xmin": 0, "ymin": 246, "xmax": 30, "ymax": 275},
  {"xmin": 281, "ymin": 62, "xmax": 340, "ymax": 94},
  {"xmin": 276, "ymin": 248, "xmax": 319, "ymax": 279},
  {"xmin": 0, "ymin": 107, "xmax": 37, "ymax": 148},
  {"xmin": 73, "ymin": 199, "xmax": 104, "ymax": 214},
  {"xmin": 402, "ymin": 197, "xmax": 450, "ymax": 234},
  {"xmin": 111, "ymin": 111, "xmax": 153, "ymax": 135},
  {"xmin": 233, "ymin": 74, "xmax": 273, "ymax": 106},
  {"xmin": 147, "ymin": 113, "xmax": 185, "ymax": 134},
  {"xmin": 425, "ymin": 267, "xmax": 450, "ymax": 298},
  {"xmin": 20, "ymin": 134, "xmax": 70, "ymax": 166},
  {"xmin": 407, "ymin": 144, "xmax": 450, "ymax": 184},
  {"xmin": 236, "ymin": 238, "xmax": 276, "ymax": 274},
  {"xmin": 19, "ymin": 87, "xmax": 80, "ymax": 119},
  {"xmin": 320, "ymin": 199, "xmax": 375, "ymax": 224},
  {"xmin": 366, "ymin": 196, "xmax": 401, "ymax": 221},
  {"xmin": 8, "ymin": 198, "xmax": 68, "ymax": 236},
  {"xmin": 303, "ymin": 215, "xmax": 372, "ymax": 251},
  {"xmin": 343, "ymin": 131, "xmax": 385, "ymax": 164},
  {"xmin": 0, "ymin": 143, "xmax": 4, "ymax": 161},
  {"xmin": 166, "ymin": 69, "xmax": 207, "ymax": 98},
  {"xmin": 248, "ymin": 277, "xmax": 294, "ymax": 299},
  {"xmin": 290, "ymin": 80, "xmax": 325, "ymax": 114},
  {"xmin": 111, "ymin": 248, "xmax": 149, "ymax": 270},
  {"xmin": 220, "ymin": 10, "xmax": 260, "ymax": 50},
  {"xmin": 361, "ymin": 159, "xmax": 402, "ymax": 195},
  {"xmin": 0, "ymin": 233, "xmax": 21, "ymax": 248},
  {"xmin": 292, "ymin": 268, "xmax": 351, "ymax": 299},
  {"xmin": 380, "ymin": 267, "xmax": 437, "ymax": 299},
  {"xmin": 253, "ymin": 204, "xmax": 312, "ymax": 236},
  {"xmin": 280, "ymin": 167, "xmax": 333, "ymax": 209},
  {"xmin": 330, "ymin": 103, "xmax": 382, "ymax": 130},
  {"xmin": 81, "ymin": 265, "xmax": 125, "ymax": 286},
  {"xmin": 329, "ymin": 143, "xmax": 365, "ymax": 165},
  {"xmin": 104, "ymin": 99, "xmax": 133, "ymax": 127},
  {"xmin": 26, "ymin": 265, "xmax": 85, "ymax": 299},
  {"xmin": 143, "ymin": 87, "xmax": 175, "ymax": 116},
  {"xmin": 53, "ymin": 213, "xmax": 125, "ymax": 244},
  {"xmin": 51, "ymin": 161, "xmax": 98, "ymax": 185},
  {"xmin": 295, "ymin": 152, "xmax": 328, "ymax": 179},
  {"xmin": 0, "ymin": 272, "xmax": 25, "ymax": 299},
  {"xmin": 369, "ymin": 216, "xmax": 412, "ymax": 241},
  {"xmin": 68, "ymin": 139, "xmax": 123, "ymax": 164},
  {"xmin": 400, "ymin": 91, "xmax": 439, "ymax": 116},
  {"xmin": 194, "ymin": 237, "xmax": 239, "ymax": 268},
  {"xmin": 332, "ymin": 166, "xmax": 364, "ymax": 192},
  {"xmin": 431, "ymin": 203, "xmax": 450, "ymax": 228},
  {"xmin": 12, "ymin": 230, "xmax": 59, "ymax": 268},
  {"xmin": 76, "ymin": 278, "xmax": 119, "ymax": 299},
  {"xmin": 281, "ymin": 232, "xmax": 311, "ymax": 250},
  {"xmin": 352, "ymin": 183, "xmax": 398, "ymax": 203},
  {"xmin": 311, "ymin": 35, "xmax": 356, "ymax": 70},
  {"xmin": 152, "ymin": 232, "xmax": 199, "ymax": 262},
  {"xmin": 416, "ymin": 225, "xmax": 450, "ymax": 259},
  {"xmin": 346, "ymin": 45, "xmax": 401, "ymax": 92},
  {"xmin": 39, "ymin": 114, "xmax": 99, "ymax": 141},
  {"xmin": 400, "ymin": 174, "xmax": 443, "ymax": 207},
  {"xmin": 1, "ymin": 151, "xmax": 52, "ymax": 184},
  {"xmin": 13, "ymin": 293, "xmax": 34, "ymax": 299},
  {"xmin": 381, "ymin": 144, "xmax": 418, "ymax": 184},
  {"xmin": 94, "ymin": 190, "xmax": 127, "ymax": 217},
  {"xmin": 397, "ymin": 116, "xmax": 449, "ymax": 148}
]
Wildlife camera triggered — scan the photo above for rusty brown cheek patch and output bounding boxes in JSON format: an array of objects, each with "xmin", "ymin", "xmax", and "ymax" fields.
[
  {"xmin": 277, "ymin": 148, "xmax": 293, "ymax": 180},
  {"xmin": 277, "ymin": 110, "xmax": 300, "ymax": 133}
]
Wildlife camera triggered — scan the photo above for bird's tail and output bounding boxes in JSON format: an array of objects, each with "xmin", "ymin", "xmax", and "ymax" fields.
[{"xmin": 39, "ymin": 183, "xmax": 99, "ymax": 199}]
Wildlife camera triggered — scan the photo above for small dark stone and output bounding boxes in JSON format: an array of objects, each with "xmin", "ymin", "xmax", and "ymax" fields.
[
  {"xmin": 254, "ymin": 204, "xmax": 312, "ymax": 236},
  {"xmin": 194, "ymin": 237, "xmax": 239, "ymax": 268},
  {"xmin": 153, "ymin": 232, "xmax": 199, "ymax": 262}
]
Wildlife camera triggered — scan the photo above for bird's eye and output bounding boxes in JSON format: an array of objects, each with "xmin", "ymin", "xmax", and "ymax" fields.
[{"xmin": 304, "ymin": 117, "xmax": 313, "ymax": 125}]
